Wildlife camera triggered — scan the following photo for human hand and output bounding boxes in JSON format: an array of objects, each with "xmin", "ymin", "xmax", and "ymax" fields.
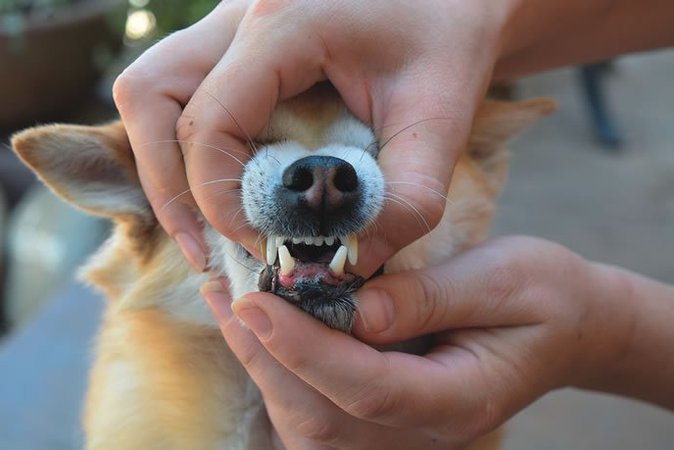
[
  {"xmin": 201, "ymin": 236, "xmax": 640, "ymax": 449},
  {"xmin": 113, "ymin": 0, "xmax": 513, "ymax": 274}
]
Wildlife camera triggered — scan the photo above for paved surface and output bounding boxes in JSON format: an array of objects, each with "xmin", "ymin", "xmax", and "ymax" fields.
[
  {"xmin": 1, "ymin": 50, "xmax": 673, "ymax": 449},
  {"xmin": 495, "ymin": 50, "xmax": 674, "ymax": 449}
]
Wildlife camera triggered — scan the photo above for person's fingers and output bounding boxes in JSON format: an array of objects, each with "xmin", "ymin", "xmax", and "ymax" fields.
[
  {"xmin": 201, "ymin": 281, "xmax": 372, "ymax": 449},
  {"xmin": 113, "ymin": 1, "xmax": 249, "ymax": 269},
  {"xmin": 353, "ymin": 237, "xmax": 548, "ymax": 344},
  {"xmin": 228, "ymin": 291, "xmax": 488, "ymax": 430},
  {"xmin": 177, "ymin": 4, "xmax": 329, "ymax": 256},
  {"xmin": 354, "ymin": 57, "xmax": 495, "ymax": 276}
]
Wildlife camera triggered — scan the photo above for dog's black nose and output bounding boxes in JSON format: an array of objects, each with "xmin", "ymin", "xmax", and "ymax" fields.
[{"xmin": 279, "ymin": 156, "xmax": 360, "ymax": 233}]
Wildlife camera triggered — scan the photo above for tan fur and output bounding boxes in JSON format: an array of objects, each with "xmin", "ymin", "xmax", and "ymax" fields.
[{"xmin": 12, "ymin": 91, "xmax": 553, "ymax": 449}]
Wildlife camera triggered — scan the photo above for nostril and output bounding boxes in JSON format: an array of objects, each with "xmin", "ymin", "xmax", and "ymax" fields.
[
  {"xmin": 334, "ymin": 164, "xmax": 358, "ymax": 192},
  {"xmin": 283, "ymin": 166, "xmax": 314, "ymax": 192}
]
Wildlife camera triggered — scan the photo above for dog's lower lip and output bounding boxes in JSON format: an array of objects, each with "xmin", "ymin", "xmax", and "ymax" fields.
[{"xmin": 277, "ymin": 260, "xmax": 349, "ymax": 289}]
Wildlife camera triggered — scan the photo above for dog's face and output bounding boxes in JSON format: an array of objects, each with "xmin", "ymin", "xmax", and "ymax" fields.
[
  {"xmin": 11, "ymin": 91, "xmax": 553, "ymax": 331},
  {"xmin": 240, "ymin": 101, "xmax": 384, "ymax": 330}
]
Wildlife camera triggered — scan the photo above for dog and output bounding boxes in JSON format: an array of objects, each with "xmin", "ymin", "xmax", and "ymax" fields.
[{"xmin": 12, "ymin": 84, "xmax": 553, "ymax": 449}]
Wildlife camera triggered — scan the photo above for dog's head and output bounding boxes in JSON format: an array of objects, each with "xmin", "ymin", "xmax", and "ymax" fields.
[{"xmin": 11, "ymin": 92, "xmax": 553, "ymax": 331}]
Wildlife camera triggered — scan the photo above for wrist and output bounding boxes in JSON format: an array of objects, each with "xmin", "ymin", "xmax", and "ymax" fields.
[
  {"xmin": 572, "ymin": 263, "xmax": 674, "ymax": 409},
  {"xmin": 495, "ymin": 0, "xmax": 617, "ymax": 78}
]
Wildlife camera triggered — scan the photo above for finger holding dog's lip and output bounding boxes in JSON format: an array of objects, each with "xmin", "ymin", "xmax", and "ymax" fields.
[
  {"xmin": 114, "ymin": 1, "xmax": 251, "ymax": 266},
  {"xmin": 231, "ymin": 292, "xmax": 470, "ymax": 429},
  {"xmin": 203, "ymin": 284, "xmax": 437, "ymax": 449}
]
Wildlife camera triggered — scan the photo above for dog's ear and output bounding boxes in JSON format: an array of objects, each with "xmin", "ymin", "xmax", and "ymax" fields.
[
  {"xmin": 467, "ymin": 97, "xmax": 556, "ymax": 190},
  {"xmin": 11, "ymin": 121, "xmax": 152, "ymax": 221},
  {"xmin": 470, "ymin": 97, "xmax": 556, "ymax": 158}
]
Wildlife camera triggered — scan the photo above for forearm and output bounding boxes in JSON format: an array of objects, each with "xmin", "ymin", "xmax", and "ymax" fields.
[
  {"xmin": 578, "ymin": 262, "xmax": 674, "ymax": 409},
  {"xmin": 496, "ymin": 0, "xmax": 674, "ymax": 79}
]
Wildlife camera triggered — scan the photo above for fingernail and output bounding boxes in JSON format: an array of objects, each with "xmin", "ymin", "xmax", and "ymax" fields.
[
  {"xmin": 175, "ymin": 232, "xmax": 207, "ymax": 272},
  {"xmin": 201, "ymin": 279, "xmax": 232, "ymax": 321},
  {"xmin": 232, "ymin": 298, "xmax": 272, "ymax": 340},
  {"xmin": 356, "ymin": 288, "xmax": 395, "ymax": 334}
]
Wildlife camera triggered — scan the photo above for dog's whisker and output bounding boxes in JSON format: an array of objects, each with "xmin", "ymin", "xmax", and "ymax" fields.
[
  {"xmin": 383, "ymin": 193, "xmax": 432, "ymax": 234},
  {"xmin": 227, "ymin": 206, "xmax": 245, "ymax": 228},
  {"xmin": 230, "ymin": 220, "xmax": 254, "ymax": 236},
  {"xmin": 383, "ymin": 197, "xmax": 429, "ymax": 234},
  {"xmin": 376, "ymin": 116, "xmax": 453, "ymax": 153},
  {"xmin": 139, "ymin": 139, "xmax": 250, "ymax": 156},
  {"xmin": 139, "ymin": 139, "xmax": 249, "ymax": 168},
  {"xmin": 200, "ymin": 89, "xmax": 260, "ymax": 156},
  {"xmin": 159, "ymin": 188, "xmax": 194, "ymax": 213},
  {"xmin": 222, "ymin": 247, "xmax": 258, "ymax": 274},
  {"xmin": 386, "ymin": 181, "xmax": 454, "ymax": 206}
]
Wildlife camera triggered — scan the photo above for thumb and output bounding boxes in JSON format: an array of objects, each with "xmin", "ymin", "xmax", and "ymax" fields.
[
  {"xmin": 353, "ymin": 238, "xmax": 534, "ymax": 344},
  {"xmin": 351, "ymin": 66, "xmax": 490, "ymax": 276}
]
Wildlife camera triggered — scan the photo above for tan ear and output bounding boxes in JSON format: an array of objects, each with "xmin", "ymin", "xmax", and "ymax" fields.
[
  {"xmin": 469, "ymin": 97, "xmax": 556, "ymax": 158},
  {"xmin": 11, "ymin": 121, "xmax": 152, "ymax": 220},
  {"xmin": 466, "ymin": 97, "xmax": 556, "ymax": 193}
]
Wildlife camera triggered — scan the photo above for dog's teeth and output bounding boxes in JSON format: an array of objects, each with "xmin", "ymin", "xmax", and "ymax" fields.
[
  {"xmin": 292, "ymin": 237, "xmax": 303, "ymax": 244},
  {"xmin": 325, "ymin": 236, "xmax": 335, "ymax": 246},
  {"xmin": 329, "ymin": 245, "xmax": 348, "ymax": 276},
  {"xmin": 275, "ymin": 236, "xmax": 285, "ymax": 247},
  {"xmin": 343, "ymin": 234, "xmax": 358, "ymax": 265},
  {"xmin": 314, "ymin": 236, "xmax": 325, "ymax": 246},
  {"xmin": 278, "ymin": 245, "xmax": 295, "ymax": 276},
  {"xmin": 266, "ymin": 237, "xmax": 278, "ymax": 266}
]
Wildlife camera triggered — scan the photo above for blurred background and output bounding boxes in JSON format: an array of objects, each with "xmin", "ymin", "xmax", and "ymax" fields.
[{"xmin": 0, "ymin": 1, "xmax": 672, "ymax": 448}]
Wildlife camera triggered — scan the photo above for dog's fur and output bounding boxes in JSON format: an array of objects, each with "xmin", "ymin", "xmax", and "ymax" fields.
[{"xmin": 12, "ymin": 87, "xmax": 553, "ymax": 449}]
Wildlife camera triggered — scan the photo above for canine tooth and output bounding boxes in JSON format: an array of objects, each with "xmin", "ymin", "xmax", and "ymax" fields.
[
  {"xmin": 266, "ymin": 237, "xmax": 278, "ymax": 266},
  {"xmin": 278, "ymin": 245, "xmax": 295, "ymax": 276},
  {"xmin": 275, "ymin": 236, "xmax": 285, "ymax": 247},
  {"xmin": 324, "ymin": 236, "xmax": 335, "ymax": 246},
  {"xmin": 345, "ymin": 234, "xmax": 358, "ymax": 265},
  {"xmin": 329, "ymin": 245, "xmax": 348, "ymax": 276}
]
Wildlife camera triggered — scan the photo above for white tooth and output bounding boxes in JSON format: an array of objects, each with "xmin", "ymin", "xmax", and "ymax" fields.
[
  {"xmin": 266, "ymin": 237, "xmax": 278, "ymax": 266},
  {"xmin": 278, "ymin": 245, "xmax": 295, "ymax": 276},
  {"xmin": 304, "ymin": 237, "xmax": 313, "ymax": 245},
  {"xmin": 325, "ymin": 236, "xmax": 335, "ymax": 246},
  {"xmin": 292, "ymin": 237, "xmax": 303, "ymax": 244},
  {"xmin": 314, "ymin": 236, "xmax": 325, "ymax": 246},
  {"xmin": 275, "ymin": 236, "xmax": 285, "ymax": 247},
  {"xmin": 329, "ymin": 245, "xmax": 348, "ymax": 276},
  {"xmin": 345, "ymin": 234, "xmax": 358, "ymax": 265}
]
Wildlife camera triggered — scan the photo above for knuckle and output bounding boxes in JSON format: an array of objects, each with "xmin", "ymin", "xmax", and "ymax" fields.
[
  {"xmin": 249, "ymin": 0, "xmax": 292, "ymax": 19},
  {"xmin": 484, "ymin": 259, "xmax": 525, "ymax": 302},
  {"xmin": 112, "ymin": 67, "xmax": 149, "ymax": 115},
  {"xmin": 227, "ymin": 330, "xmax": 264, "ymax": 371},
  {"xmin": 421, "ymin": 198, "xmax": 446, "ymax": 231},
  {"xmin": 292, "ymin": 412, "xmax": 341, "ymax": 445},
  {"xmin": 342, "ymin": 382, "xmax": 397, "ymax": 422},
  {"xmin": 174, "ymin": 113, "xmax": 197, "ymax": 144},
  {"xmin": 414, "ymin": 271, "xmax": 453, "ymax": 331},
  {"xmin": 479, "ymin": 245, "xmax": 530, "ymax": 302}
]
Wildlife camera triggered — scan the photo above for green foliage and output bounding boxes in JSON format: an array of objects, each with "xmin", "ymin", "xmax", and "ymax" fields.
[{"xmin": 143, "ymin": 0, "xmax": 220, "ymax": 35}]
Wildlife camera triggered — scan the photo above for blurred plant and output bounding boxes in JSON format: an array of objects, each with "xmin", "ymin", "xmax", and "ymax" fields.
[{"xmin": 124, "ymin": 0, "xmax": 219, "ymax": 42}]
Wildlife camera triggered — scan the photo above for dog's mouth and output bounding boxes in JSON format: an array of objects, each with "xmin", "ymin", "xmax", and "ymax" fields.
[
  {"xmin": 257, "ymin": 235, "xmax": 366, "ymax": 330},
  {"xmin": 265, "ymin": 235, "xmax": 359, "ymax": 287}
]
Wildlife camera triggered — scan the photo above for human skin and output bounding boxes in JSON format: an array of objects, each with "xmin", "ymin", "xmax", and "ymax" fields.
[
  {"xmin": 112, "ymin": 0, "xmax": 510, "ymax": 274},
  {"xmin": 112, "ymin": 0, "xmax": 674, "ymax": 274},
  {"xmin": 202, "ymin": 236, "xmax": 674, "ymax": 449},
  {"xmin": 115, "ymin": 1, "xmax": 674, "ymax": 448}
]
